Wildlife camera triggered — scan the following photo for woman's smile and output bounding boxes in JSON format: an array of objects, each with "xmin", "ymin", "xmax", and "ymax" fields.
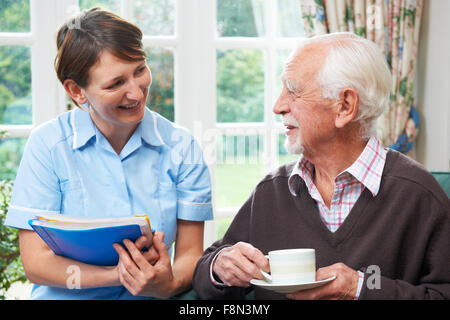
[{"xmin": 117, "ymin": 100, "xmax": 143, "ymax": 113}]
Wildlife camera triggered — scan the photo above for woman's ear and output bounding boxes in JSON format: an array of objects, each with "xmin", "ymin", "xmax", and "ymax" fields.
[
  {"xmin": 63, "ymin": 79, "xmax": 88, "ymax": 105},
  {"xmin": 335, "ymin": 88, "xmax": 359, "ymax": 129}
]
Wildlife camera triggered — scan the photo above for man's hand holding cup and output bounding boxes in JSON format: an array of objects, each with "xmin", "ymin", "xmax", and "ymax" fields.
[{"xmin": 212, "ymin": 241, "xmax": 270, "ymax": 287}]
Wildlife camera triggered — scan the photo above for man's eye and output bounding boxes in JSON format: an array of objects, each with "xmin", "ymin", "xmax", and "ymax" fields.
[{"xmin": 289, "ymin": 91, "xmax": 299, "ymax": 99}]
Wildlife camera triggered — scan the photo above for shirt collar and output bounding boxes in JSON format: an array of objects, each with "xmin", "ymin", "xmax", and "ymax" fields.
[
  {"xmin": 288, "ymin": 136, "xmax": 387, "ymax": 197},
  {"xmin": 70, "ymin": 107, "xmax": 165, "ymax": 150},
  {"xmin": 288, "ymin": 155, "xmax": 313, "ymax": 197},
  {"xmin": 344, "ymin": 136, "xmax": 386, "ymax": 196},
  {"xmin": 140, "ymin": 108, "xmax": 165, "ymax": 147},
  {"xmin": 70, "ymin": 108, "xmax": 96, "ymax": 150}
]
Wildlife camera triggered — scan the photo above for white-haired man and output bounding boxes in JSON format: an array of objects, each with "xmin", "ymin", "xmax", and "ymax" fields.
[{"xmin": 193, "ymin": 33, "xmax": 450, "ymax": 300}]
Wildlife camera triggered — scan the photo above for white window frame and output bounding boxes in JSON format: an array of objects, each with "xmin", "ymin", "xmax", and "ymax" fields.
[{"xmin": 0, "ymin": 0, "xmax": 303, "ymax": 248}]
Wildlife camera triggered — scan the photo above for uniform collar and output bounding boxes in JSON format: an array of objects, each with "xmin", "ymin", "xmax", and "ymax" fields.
[
  {"xmin": 70, "ymin": 107, "xmax": 165, "ymax": 150},
  {"xmin": 140, "ymin": 108, "xmax": 165, "ymax": 147},
  {"xmin": 70, "ymin": 108, "xmax": 95, "ymax": 150}
]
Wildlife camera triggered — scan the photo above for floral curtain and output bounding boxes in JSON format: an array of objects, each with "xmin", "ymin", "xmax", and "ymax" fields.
[{"xmin": 299, "ymin": 0, "xmax": 423, "ymax": 152}]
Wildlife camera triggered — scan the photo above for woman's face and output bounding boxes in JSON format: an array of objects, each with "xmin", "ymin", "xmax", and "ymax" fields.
[{"xmin": 81, "ymin": 50, "xmax": 151, "ymax": 135}]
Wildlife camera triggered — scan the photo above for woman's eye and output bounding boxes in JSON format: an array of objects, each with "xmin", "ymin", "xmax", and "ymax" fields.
[
  {"xmin": 136, "ymin": 67, "xmax": 145, "ymax": 74},
  {"xmin": 107, "ymin": 80, "xmax": 122, "ymax": 89}
]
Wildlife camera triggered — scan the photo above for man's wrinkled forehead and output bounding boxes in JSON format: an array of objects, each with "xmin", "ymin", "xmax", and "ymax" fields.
[{"xmin": 280, "ymin": 43, "xmax": 328, "ymax": 87}]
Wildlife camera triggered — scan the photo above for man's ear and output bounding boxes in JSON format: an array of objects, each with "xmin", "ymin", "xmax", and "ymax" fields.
[
  {"xmin": 335, "ymin": 88, "xmax": 359, "ymax": 129},
  {"xmin": 63, "ymin": 79, "xmax": 87, "ymax": 106}
]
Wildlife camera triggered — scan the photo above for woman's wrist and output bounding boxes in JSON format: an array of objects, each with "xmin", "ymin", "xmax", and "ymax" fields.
[
  {"xmin": 99, "ymin": 265, "xmax": 121, "ymax": 287},
  {"xmin": 168, "ymin": 277, "xmax": 187, "ymax": 297}
]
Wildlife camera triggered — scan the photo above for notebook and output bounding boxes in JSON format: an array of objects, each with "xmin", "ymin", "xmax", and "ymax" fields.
[{"xmin": 28, "ymin": 213, "xmax": 152, "ymax": 266}]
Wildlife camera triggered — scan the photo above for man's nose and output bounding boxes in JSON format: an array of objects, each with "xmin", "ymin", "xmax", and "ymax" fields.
[{"xmin": 273, "ymin": 91, "xmax": 290, "ymax": 115}]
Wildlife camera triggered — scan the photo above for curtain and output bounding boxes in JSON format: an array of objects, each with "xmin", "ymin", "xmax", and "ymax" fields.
[
  {"xmin": 299, "ymin": 0, "xmax": 423, "ymax": 151},
  {"xmin": 251, "ymin": 0, "xmax": 265, "ymax": 36}
]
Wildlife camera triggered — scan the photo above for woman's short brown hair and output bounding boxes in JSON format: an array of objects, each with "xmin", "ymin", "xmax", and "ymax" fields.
[{"xmin": 55, "ymin": 7, "xmax": 146, "ymax": 89}]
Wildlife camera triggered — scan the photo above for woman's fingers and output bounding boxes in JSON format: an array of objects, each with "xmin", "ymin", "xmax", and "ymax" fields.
[{"xmin": 152, "ymin": 232, "xmax": 170, "ymax": 265}]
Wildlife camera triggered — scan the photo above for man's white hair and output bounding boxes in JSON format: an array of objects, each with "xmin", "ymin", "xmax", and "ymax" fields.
[{"xmin": 297, "ymin": 32, "xmax": 392, "ymax": 139}]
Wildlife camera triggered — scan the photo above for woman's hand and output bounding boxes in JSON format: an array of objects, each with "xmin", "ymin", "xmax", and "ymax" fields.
[
  {"xmin": 131, "ymin": 235, "xmax": 160, "ymax": 265},
  {"xmin": 113, "ymin": 231, "xmax": 177, "ymax": 298}
]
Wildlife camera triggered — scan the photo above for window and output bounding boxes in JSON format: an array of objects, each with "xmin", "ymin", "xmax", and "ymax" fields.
[
  {"xmin": 213, "ymin": 0, "xmax": 304, "ymax": 243},
  {"xmin": 0, "ymin": 0, "xmax": 304, "ymax": 247},
  {"xmin": 0, "ymin": 0, "xmax": 32, "ymax": 180}
]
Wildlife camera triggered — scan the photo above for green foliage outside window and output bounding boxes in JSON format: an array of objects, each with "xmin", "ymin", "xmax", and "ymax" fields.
[
  {"xmin": 0, "ymin": 0, "xmax": 31, "ymax": 298},
  {"xmin": 0, "ymin": 0, "xmax": 30, "ymax": 32},
  {"xmin": 0, "ymin": 131, "xmax": 27, "ymax": 300},
  {"xmin": 146, "ymin": 48, "xmax": 175, "ymax": 122},
  {"xmin": 0, "ymin": 180, "xmax": 27, "ymax": 300},
  {"xmin": 0, "ymin": 1, "xmax": 32, "ymax": 182},
  {"xmin": 217, "ymin": 0, "xmax": 262, "ymax": 37},
  {"xmin": 217, "ymin": 49, "xmax": 264, "ymax": 123}
]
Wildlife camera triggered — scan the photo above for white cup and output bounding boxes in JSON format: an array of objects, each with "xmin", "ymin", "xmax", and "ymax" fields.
[{"xmin": 261, "ymin": 249, "xmax": 316, "ymax": 284}]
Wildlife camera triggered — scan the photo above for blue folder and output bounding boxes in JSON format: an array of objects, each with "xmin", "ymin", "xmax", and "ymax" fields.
[{"xmin": 29, "ymin": 218, "xmax": 143, "ymax": 266}]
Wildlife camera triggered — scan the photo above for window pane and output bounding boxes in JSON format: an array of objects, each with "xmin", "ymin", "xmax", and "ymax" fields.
[
  {"xmin": 0, "ymin": 137, "xmax": 27, "ymax": 180},
  {"xmin": 215, "ymin": 135, "xmax": 265, "ymax": 208},
  {"xmin": 146, "ymin": 48, "xmax": 174, "ymax": 122},
  {"xmin": 131, "ymin": 0, "xmax": 174, "ymax": 36},
  {"xmin": 0, "ymin": 46, "xmax": 32, "ymax": 125},
  {"xmin": 0, "ymin": 0, "xmax": 30, "ymax": 32},
  {"xmin": 278, "ymin": 133, "xmax": 300, "ymax": 166},
  {"xmin": 216, "ymin": 217, "xmax": 233, "ymax": 239},
  {"xmin": 79, "ymin": 0, "xmax": 121, "ymax": 14},
  {"xmin": 217, "ymin": 0, "xmax": 264, "ymax": 37},
  {"xmin": 217, "ymin": 49, "xmax": 264, "ymax": 123},
  {"xmin": 277, "ymin": 0, "xmax": 304, "ymax": 37}
]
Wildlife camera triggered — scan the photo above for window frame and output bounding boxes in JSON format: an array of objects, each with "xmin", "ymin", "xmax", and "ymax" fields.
[{"xmin": 206, "ymin": 0, "xmax": 301, "ymax": 246}]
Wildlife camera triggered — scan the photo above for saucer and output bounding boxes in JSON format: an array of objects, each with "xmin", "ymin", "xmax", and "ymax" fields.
[{"xmin": 250, "ymin": 275, "xmax": 336, "ymax": 294}]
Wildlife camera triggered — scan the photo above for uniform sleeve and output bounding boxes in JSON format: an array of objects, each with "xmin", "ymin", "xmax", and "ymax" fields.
[
  {"xmin": 5, "ymin": 131, "xmax": 61, "ymax": 230},
  {"xmin": 175, "ymin": 137, "xmax": 213, "ymax": 221}
]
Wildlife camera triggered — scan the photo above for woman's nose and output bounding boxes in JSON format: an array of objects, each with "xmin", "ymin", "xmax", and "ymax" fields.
[{"xmin": 126, "ymin": 80, "xmax": 145, "ymax": 101}]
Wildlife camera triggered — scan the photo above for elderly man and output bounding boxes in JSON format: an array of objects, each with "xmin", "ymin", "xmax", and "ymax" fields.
[{"xmin": 192, "ymin": 33, "xmax": 450, "ymax": 300}]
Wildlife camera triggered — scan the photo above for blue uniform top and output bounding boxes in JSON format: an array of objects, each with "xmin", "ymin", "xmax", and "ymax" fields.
[{"xmin": 5, "ymin": 107, "xmax": 213, "ymax": 299}]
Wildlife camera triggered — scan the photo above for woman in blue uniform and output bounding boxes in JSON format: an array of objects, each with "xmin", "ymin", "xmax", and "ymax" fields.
[{"xmin": 5, "ymin": 8, "xmax": 213, "ymax": 300}]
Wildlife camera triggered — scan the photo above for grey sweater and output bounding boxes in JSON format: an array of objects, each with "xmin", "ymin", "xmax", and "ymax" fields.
[{"xmin": 193, "ymin": 150, "xmax": 450, "ymax": 299}]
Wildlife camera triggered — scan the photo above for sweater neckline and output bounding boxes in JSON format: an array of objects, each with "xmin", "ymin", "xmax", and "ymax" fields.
[{"xmin": 291, "ymin": 149, "xmax": 399, "ymax": 246}]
